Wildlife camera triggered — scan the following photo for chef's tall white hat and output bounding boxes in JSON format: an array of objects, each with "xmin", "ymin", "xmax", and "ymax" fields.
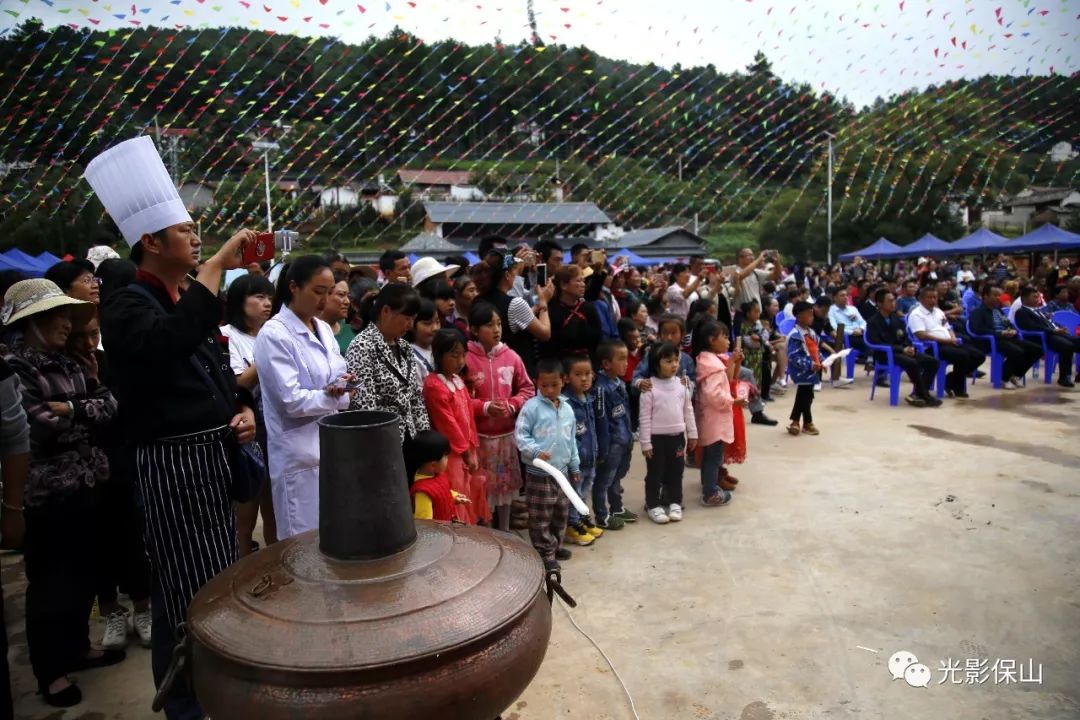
[{"xmin": 83, "ymin": 136, "xmax": 192, "ymax": 247}]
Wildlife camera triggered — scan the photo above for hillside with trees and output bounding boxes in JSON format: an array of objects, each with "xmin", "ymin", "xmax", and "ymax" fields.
[{"xmin": 1, "ymin": 20, "xmax": 1076, "ymax": 257}]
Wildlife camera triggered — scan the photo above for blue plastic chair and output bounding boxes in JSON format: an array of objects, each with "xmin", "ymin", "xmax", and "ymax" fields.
[
  {"xmin": 842, "ymin": 332, "xmax": 868, "ymax": 380},
  {"xmin": 1052, "ymin": 311, "xmax": 1080, "ymax": 334},
  {"xmin": 862, "ymin": 337, "xmax": 907, "ymax": 406},
  {"xmin": 777, "ymin": 316, "xmax": 796, "ymax": 336},
  {"xmin": 1050, "ymin": 311, "xmax": 1080, "ymax": 377},
  {"xmin": 1015, "ymin": 328, "xmax": 1056, "ymax": 384},
  {"xmin": 966, "ymin": 319, "xmax": 1004, "ymax": 389}
]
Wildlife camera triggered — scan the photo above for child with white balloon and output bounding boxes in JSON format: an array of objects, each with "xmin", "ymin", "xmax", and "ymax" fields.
[{"xmin": 514, "ymin": 357, "xmax": 581, "ymax": 573}]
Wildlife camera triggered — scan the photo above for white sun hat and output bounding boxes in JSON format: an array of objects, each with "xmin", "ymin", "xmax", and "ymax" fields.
[
  {"xmin": 2, "ymin": 279, "xmax": 94, "ymax": 326},
  {"xmin": 83, "ymin": 136, "xmax": 192, "ymax": 247},
  {"xmin": 86, "ymin": 244, "xmax": 121, "ymax": 269},
  {"xmin": 410, "ymin": 256, "xmax": 459, "ymax": 288}
]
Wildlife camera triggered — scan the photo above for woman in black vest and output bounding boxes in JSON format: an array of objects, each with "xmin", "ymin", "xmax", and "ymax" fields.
[{"xmin": 541, "ymin": 265, "xmax": 602, "ymax": 360}]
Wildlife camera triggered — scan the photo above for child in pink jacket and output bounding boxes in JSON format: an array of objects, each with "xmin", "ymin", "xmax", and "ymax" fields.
[
  {"xmin": 465, "ymin": 303, "xmax": 536, "ymax": 531},
  {"xmin": 691, "ymin": 321, "xmax": 745, "ymax": 507}
]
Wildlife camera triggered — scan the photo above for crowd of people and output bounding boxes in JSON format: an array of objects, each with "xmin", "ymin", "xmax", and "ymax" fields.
[
  {"xmin": 1, "ymin": 138, "xmax": 1078, "ymax": 719},
  {"xmin": 2, "ymin": 230, "xmax": 1078, "ymax": 715}
]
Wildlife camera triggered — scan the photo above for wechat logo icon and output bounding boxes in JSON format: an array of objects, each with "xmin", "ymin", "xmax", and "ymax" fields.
[{"xmin": 889, "ymin": 650, "xmax": 931, "ymax": 688}]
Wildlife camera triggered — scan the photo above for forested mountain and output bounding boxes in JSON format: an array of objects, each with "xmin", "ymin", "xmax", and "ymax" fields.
[{"xmin": 1, "ymin": 20, "xmax": 1076, "ymax": 257}]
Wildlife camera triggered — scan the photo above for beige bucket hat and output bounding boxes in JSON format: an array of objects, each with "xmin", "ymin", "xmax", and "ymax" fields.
[{"xmin": 2, "ymin": 279, "xmax": 95, "ymax": 326}]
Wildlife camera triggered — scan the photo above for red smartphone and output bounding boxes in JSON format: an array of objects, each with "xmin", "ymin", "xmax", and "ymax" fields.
[{"xmin": 243, "ymin": 233, "xmax": 276, "ymax": 264}]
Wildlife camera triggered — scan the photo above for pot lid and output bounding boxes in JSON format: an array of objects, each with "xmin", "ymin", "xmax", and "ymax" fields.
[{"xmin": 187, "ymin": 521, "xmax": 544, "ymax": 672}]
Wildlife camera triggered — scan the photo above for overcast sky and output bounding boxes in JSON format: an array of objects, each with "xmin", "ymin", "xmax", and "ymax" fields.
[{"xmin": 3, "ymin": 0, "xmax": 1077, "ymax": 107}]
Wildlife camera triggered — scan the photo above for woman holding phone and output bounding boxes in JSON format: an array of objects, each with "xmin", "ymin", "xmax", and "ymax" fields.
[{"xmin": 254, "ymin": 256, "xmax": 354, "ymax": 539}]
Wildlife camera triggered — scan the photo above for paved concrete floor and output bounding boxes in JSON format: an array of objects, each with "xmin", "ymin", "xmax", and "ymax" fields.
[{"xmin": 3, "ymin": 376, "xmax": 1079, "ymax": 720}]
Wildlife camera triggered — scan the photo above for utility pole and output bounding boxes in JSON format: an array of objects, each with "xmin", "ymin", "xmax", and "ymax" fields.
[
  {"xmin": 167, "ymin": 134, "xmax": 181, "ymax": 184},
  {"xmin": 824, "ymin": 131, "xmax": 836, "ymax": 265},
  {"xmin": 526, "ymin": 0, "xmax": 541, "ymax": 45}
]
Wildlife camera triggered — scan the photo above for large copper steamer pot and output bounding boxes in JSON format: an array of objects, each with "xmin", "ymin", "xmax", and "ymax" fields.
[{"xmin": 176, "ymin": 410, "xmax": 552, "ymax": 719}]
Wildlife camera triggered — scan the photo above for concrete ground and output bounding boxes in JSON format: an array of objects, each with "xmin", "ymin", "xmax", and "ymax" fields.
[{"xmin": 3, "ymin": 374, "xmax": 1079, "ymax": 720}]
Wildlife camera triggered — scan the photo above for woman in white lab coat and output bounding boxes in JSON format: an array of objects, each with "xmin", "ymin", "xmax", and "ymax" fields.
[{"xmin": 254, "ymin": 256, "xmax": 354, "ymax": 538}]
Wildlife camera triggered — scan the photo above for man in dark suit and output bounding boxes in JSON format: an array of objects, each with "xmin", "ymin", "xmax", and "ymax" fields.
[
  {"xmin": 969, "ymin": 284, "xmax": 1043, "ymax": 389},
  {"xmin": 1013, "ymin": 286, "xmax": 1080, "ymax": 388},
  {"xmin": 866, "ymin": 289, "xmax": 942, "ymax": 406}
]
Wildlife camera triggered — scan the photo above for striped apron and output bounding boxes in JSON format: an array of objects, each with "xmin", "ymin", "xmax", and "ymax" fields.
[{"xmin": 135, "ymin": 426, "xmax": 239, "ymax": 632}]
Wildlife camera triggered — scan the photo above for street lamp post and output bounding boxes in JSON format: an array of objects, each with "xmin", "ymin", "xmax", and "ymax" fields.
[
  {"xmin": 252, "ymin": 140, "xmax": 280, "ymax": 233},
  {"xmin": 823, "ymin": 131, "xmax": 836, "ymax": 266}
]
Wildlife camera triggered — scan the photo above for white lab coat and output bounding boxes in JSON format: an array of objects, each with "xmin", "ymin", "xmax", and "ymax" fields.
[{"xmin": 253, "ymin": 306, "xmax": 349, "ymax": 538}]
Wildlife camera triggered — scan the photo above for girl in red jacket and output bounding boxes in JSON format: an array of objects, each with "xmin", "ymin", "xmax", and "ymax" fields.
[
  {"xmin": 464, "ymin": 303, "xmax": 536, "ymax": 531},
  {"xmin": 422, "ymin": 328, "xmax": 486, "ymax": 524}
]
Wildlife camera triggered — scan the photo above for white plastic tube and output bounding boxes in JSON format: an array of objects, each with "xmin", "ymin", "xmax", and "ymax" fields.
[{"xmin": 531, "ymin": 457, "xmax": 590, "ymax": 516}]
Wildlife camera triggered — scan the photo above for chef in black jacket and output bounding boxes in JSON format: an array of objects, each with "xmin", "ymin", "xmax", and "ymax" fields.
[
  {"xmin": 866, "ymin": 288, "xmax": 941, "ymax": 406},
  {"xmin": 85, "ymin": 137, "xmax": 256, "ymax": 720}
]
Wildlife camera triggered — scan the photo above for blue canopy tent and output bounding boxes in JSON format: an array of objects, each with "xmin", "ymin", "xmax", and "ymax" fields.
[
  {"xmin": 1005, "ymin": 224, "xmax": 1080, "ymax": 253},
  {"xmin": 894, "ymin": 233, "xmax": 953, "ymax": 258},
  {"xmin": 0, "ymin": 254, "xmax": 32, "ymax": 275},
  {"xmin": 36, "ymin": 251, "xmax": 63, "ymax": 268},
  {"xmin": 938, "ymin": 227, "xmax": 1009, "ymax": 255},
  {"xmin": 1, "ymin": 249, "xmax": 49, "ymax": 276},
  {"xmin": 838, "ymin": 237, "xmax": 904, "ymax": 262}
]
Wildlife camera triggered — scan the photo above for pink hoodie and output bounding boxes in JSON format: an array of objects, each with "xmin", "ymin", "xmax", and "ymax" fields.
[
  {"xmin": 465, "ymin": 341, "xmax": 536, "ymax": 436},
  {"xmin": 694, "ymin": 352, "xmax": 734, "ymax": 447}
]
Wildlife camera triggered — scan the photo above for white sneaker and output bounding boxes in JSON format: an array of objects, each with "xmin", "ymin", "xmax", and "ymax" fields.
[
  {"xmin": 646, "ymin": 506, "xmax": 670, "ymax": 524},
  {"xmin": 1008, "ymin": 378, "xmax": 1024, "ymax": 390},
  {"xmin": 770, "ymin": 383, "xmax": 787, "ymax": 395},
  {"xmin": 1002, "ymin": 377, "xmax": 1017, "ymax": 390},
  {"xmin": 779, "ymin": 378, "xmax": 788, "ymax": 388},
  {"xmin": 813, "ymin": 382, "xmax": 823, "ymax": 391},
  {"xmin": 667, "ymin": 503, "xmax": 683, "ymax": 522},
  {"xmin": 836, "ymin": 377, "xmax": 854, "ymax": 386},
  {"xmin": 102, "ymin": 609, "xmax": 129, "ymax": 650},
  {"xmin": 133, "ymin": 608, "xmax": 152, "ymax": 648}
]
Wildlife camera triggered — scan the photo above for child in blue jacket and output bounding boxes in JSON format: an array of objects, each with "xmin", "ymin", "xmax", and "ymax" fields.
[
  {"xmin": 562, "ymin": 355, "xmax": 605, "ymax": 546},
  {"xmin": 516, "ymin": 357, "xmax": 581, "ymax": 572},
  {"xmin": 786, "ymin": 301, "xmax": 822, "ymax": 437},
  {"xmin": 594, "ymin": 339, "xmax": 638, "ymax": 530}
]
